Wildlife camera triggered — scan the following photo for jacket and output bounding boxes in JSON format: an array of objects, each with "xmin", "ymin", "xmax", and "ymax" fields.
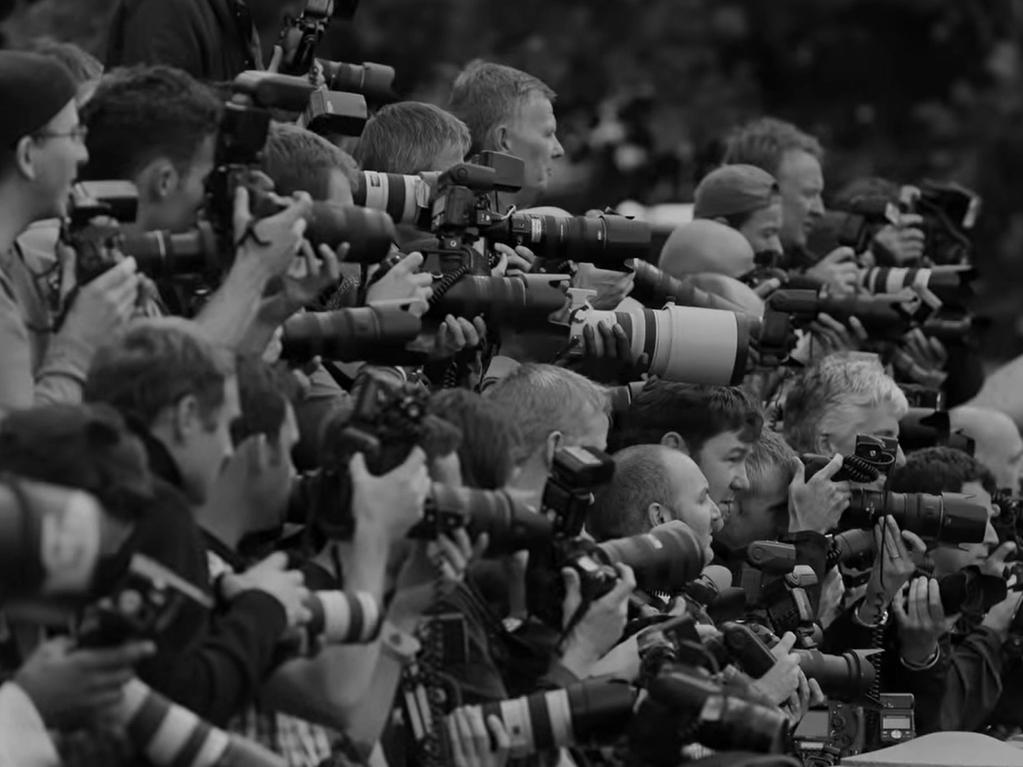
[{"xmin": 106, "ymin": 0, "xmax": 261, "ymax": 82}]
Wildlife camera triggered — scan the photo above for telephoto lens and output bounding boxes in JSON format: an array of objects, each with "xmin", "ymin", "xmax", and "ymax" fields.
[
  {"xmin": 354, "ymin": 169, "xmax": 432, "ymax": 227},
  {"xmin": 279, "ymin": 306, "xmax": 422, "ymax": 362},
  {"xmin": 598, "ymin": 520, "xmax": 708, "ymax": 595},
  {"xmin": 461, "ymin": 678, "xmax": 636, "ymax": 758},
  {"xmin": 794, "ymin": 649, "xmax": 878, "ymax": 701},
  {"xmin": 826, "ymin": 528, "xmax": 876, "ymax": 569},
  {"xmin": 861, "ymin": 265, "xmax": 976, "ymax": 306},
  {"xmin": 841, "ymin": 490, "xmax": 989, "ymax": 543},
  {"xmin": 118, "ymin": 224, "xmax": 220, "ymax": 279},
  {"xmin": 483, "ymin": 213, "xmax": 652, "ymax": 268},
  {"xmin": 409, "ymin": 483, "xmax": 553, "ymax": 554},
  {"xmin": 321, "ymin": 60, "xmax": 397, "ymax": 103},
  {"xmin": 428, "ymin": 274, "xmax": 569, "ymax": 329},
  {"xmin": 113, "ymin": 678, "xmax": 285, "ymax": 766},
  {"xmin": 642, "ymin": 666, "xmax": 788, "ymax": 754},
  {"xmin": 629, "ymin": 260, "xmax": 751, "ymax": 313},
  {"xmin": 303, "ymin": 590, "xmax": 381, "ymax": 645},
  {"xmin": 569, "ymin": 295, "xmax": 759, "ymax": 386}
]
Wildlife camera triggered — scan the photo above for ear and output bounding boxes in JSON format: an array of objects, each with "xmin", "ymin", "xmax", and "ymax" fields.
[
  {"xmin": 543, "ymin": 430, "xmax": 563, "ymax": 469},
  {"xmin": 661, "ymin": 431, "xmax": 688, "ymax": 454},
  {"xmin": 494, "ymin": 124, "xmax": 512, "ymax": 153},
  {"xmin": 138, "ymin": 158, "xmax": 180, "ymax": 201},
  {"xmin": 14, "ymin": 136, "xmax": 36, "ymax": 181},
  {"xmin": 815, "ymin": 432, "xmax": 836, "ymax": 456},
  {"xmin": 171, "ymin": 393, "xmax": 202, "ymax": 442},
  {"xmin": 647, "ymin": 502, "xmax": 670, "ymax": 529}
]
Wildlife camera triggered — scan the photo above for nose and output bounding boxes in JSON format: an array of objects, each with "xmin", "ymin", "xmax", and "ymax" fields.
[
  {"xmin": 732, "ymin": 464, "xmax": 751, "ymax": 493},
  {"xmin": 709, "ymin": 499, "xmax": 723, "ymax": 531},
  {"xmin": 809, "ymin": 195, "xmax": 825, "ymax": 217},
  {"xmin": 984, "ymin": 521, "xmax": 999, "ymax": 547},
  {"xmin": 552, "ymin": 134, "xmax": 565, "ymax": 159},
  {"xmin": 767, "ymin": 235, "xmax": 783, "ymax": 253}
]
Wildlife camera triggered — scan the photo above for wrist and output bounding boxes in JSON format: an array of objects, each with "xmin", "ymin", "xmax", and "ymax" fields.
[
  {"xmin": 900, "ymin": 642, "xmax": 939, "ymax": 668},
  {"xmin": 558, "ymin": 638, "xmax": 598, "ymax": 679}
]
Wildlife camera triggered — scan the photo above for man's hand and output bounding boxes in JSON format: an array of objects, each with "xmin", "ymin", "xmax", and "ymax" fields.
[
  {"xmin": 806, "ymin": 247, "xmax": 859, "ymax": 296},
  {"xmin": 390, "ymin": 529, "xmax": 487, "ymax": 623},
  {"xmin": 447, "ymin": 707, "xmax": 510, "ymax": 767},
  {"xmin": 491, "ymin": 243, "xmax": 535, "ymax": 277},
  {"xmin": 573, "ymin": 263, "xmax": 634, "ymax": 310},
  {"xmin": 62, "ymin": 257, "xmax": 140, "ymax": 347},
  {"xmin": 857, "ymin": 516, "xmax": 927, "ymax": 625},
  {"xmin": 807, "ymin": 313, "xmax": 868, "ymax": 361},
  {"xmin": 892, "ymin": 577, "xmax": 946, "ymax": 665},
  {"xmin": 13, "ymin": 637, "xmax": 154, "ymax": 729},
  {"xmin": 558, "ymin": 564, "xmax": 635, "ymax": 678},
  {"xmin": 430, "ymin": 315, "xmax": 486, "ymax": 361},
  {"xmin": 232, "ymin": 185, "xmax": 313, "ymax": 282},
  {"xmin": 873, "ymin": 214, "xmax": 926, "ymax": 265},
  {"xmin": 788, "ymin": 454, "xmax": 851, "ymax": 533},
  {"xmin": 892, "ymin": 329, "xmax": 948, "ymax": 388},
  {"xmin": 980, "ymin": 541, "xmax": 1017, "ymax": 579},
  {"xmin": 350, "ymin": 447, "xmax": 430, "ymax": 542},
  {"xmin": 365, "ymin": 251, "xmax": 433, "ymax": 310},
  {"xmin": 753, "ymin": 631, "xmax": 802, "ymax": 706},
  {"xmin": 222, "ymin": 551, "xmax": 311, "ymax": 630},
  {"xmin": 563, "ymin": 320, "xmax": 648, "ymax": 384},
  {"xmin": 981, "ymin": 588, "xmax": 1023, "ymax": 642},
  {"xmin": 782, "ymin": 670, "xmax": 824, "ymax": 726}
]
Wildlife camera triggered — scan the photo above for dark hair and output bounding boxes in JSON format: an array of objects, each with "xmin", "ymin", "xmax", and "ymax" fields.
[
  {"xmin": 589, "ymin": 444, "xmax": 677, "ymax": 540},
  {"xmin": 889, "ymin": 446, "xmax": 997, "ymax": 497},
  {"xmin": 80, "ymin": 65, "xmax": 221, "ymax": 180},
  {"xmin": 261, "ymin": 122, "xmax": 359, "ymax": 201},
  {"xmin": 26, "ymin": 38, "xmax": 102, "ymax": 86},
  {"xmin": 611, "ymin": 381, "xmax": 763, "ymax": 456},
  {"xmin": 231, "ymin": 357, "xmax": 300, "ymax": 448},
  {"xmin": 85, "ymin": 319, "xmax": 233, "ymax": 431},
  {"xmin": 0, "ymin": 404, "xmax": 153, "ymax": 521},
  {"xmin": 722, "ymin": 117, "xmax": 823, "ymax": 177},
  {"xmin": 428, "ymin": 389, "xmax": 525, "ymax": 489}
]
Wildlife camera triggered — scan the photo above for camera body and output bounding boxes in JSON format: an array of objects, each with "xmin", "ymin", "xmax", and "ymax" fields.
[
  {"xmin": 741, "ymin": 541, "xmax": 821, "ymax": 645},
  {"xmin": 794, "ymin": 702, "xmax": 866, "ymax": 765},
  {"xmin": 77, "ymin": 554, "xmax": 212, "ymax": 647},
  {"xmin": 65, "ymin": 181, "xmax": 142, "ymax": 285}
]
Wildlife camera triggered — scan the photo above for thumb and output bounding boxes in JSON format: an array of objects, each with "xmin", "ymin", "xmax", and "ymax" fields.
[
  {"xmin": 259, "ymin": 550, "xmax": 289, "ymax": 572},
  {"xmin": 348, "ymin": 451, "xmax": 370, "ymax": 481},
  {"xmin": 232, "ymin": 184, "xmax": 252, "ymax": 238},
  {"xmin": 817, "ymin": 453, "xmax": 845, "ymax": 482},
  {"xmin": 773, "ymin": 631, "xmax": 797, "ymax": 658},
  {"xmin": 825, "ymin": 247, "xmax": 855, "ymax": 264},
  {"xmin": 399, "ymin": 251, "xmax": 425, "ymax": 273},
  {"xmin": 399, "ymin": 446, "xmax": 427, "ymax": 474},
  {"xmin": 788, "ymin": 456, "xmax": 806, "ymax": 488},
  {"xmin": 754, "ymin": 278, "xmax": 782, "ymax": 298},
  {"xmin": 267, "ymin": 44, "xmax": 283, "ymax": 73},
  {"xmin": 561, "ymin": 566, "xmax": 581, "ymax": 600}
]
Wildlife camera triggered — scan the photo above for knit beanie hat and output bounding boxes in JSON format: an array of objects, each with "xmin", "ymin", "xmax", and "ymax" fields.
[
  {"xmin": 0, "ymin": 51, "xmax": 77, "ymax": 149},
  {"xmin": 694, "ymin": 164, "xmax": 780, "ymax": 220}
]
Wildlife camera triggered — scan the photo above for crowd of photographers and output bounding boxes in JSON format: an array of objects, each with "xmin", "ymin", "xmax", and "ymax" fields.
[{"xmin": 2, "ymin": 2, "xmax": 1023, "ymax": 766}]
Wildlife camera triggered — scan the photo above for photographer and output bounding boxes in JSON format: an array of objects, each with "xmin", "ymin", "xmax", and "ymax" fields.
[
  {"xmin": 950, "ymin": 405, "xmax": 1023, "ymax": 491},
  {"xmin": 449, "ymin": 60, "xmax": 564, "ymax": 211},
  {"xmin": 356, "ymin": 101, "xmax": 470, "ymax": 176},
  {"xmin": 81, "ymin": 65, "xmax": 316, "ymax": 353},
  {"xmin": 692, "ymin": 163, "xmax": 784, "ymax": 255},
  {"xmin": 723, "ymin": 117, "xmax": 859, "ymax": 295},
  {"xmin": 588, "ymin": 444, "xmax": 721, "ymax": 563},
  {"xmin": 0, "ymin": 51, "xmax": 137, "ymax": 413},
  {"xmin": 105, "ymin": 0, "xmax": 295, "ymax": 80},
  {"xmin": 611, "ymin": 381, "xmax": 762, "ymax": 526},
  {"xmin": 82, "ymin": 319, "xmax": 314, "ymax": 725},
  {"xmin": 886, "ymin": 447, "xmax": 1021, "ymax": 735}
]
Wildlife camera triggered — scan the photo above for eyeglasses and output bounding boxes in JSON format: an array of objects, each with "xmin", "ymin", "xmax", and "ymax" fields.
[{"xmin": 33, "ymin": 125, "xmax": 89, "ymax": 143}]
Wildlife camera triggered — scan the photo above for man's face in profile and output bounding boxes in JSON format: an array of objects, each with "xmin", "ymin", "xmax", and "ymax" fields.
[
  {"xmin": 737, "ymin": 200, "xmax": 784, "ymax": 254},
  {"xmin": 503, "ymin": 94, "xmax": 564, "ymax": 197},
  {"xmin": 776, "ymin": 149, "xmax": 824, "ymax": 249}
]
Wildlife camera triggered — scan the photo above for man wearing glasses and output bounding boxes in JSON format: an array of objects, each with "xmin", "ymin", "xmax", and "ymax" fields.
[{"xmin": 0, "ymin": 51, "xmax": 140, "ymax": 414}]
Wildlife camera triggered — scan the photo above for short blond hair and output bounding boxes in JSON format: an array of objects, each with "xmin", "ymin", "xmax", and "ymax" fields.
[{"xmin": 783, "ymin": 353, "xmax": 908, "ymax": 453}]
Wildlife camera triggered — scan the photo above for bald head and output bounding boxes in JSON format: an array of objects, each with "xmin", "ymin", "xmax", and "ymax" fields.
[
  {"xmin": 950, "ymin": 405, "xmax": 1023, "ymax": 490},
  {"xmin": 658, "ymin": 219, "xmax": 756, "ymax": 280},
  {"xmin": 590, "ymin": 444, "xmax": 720, "ymax": 559}
]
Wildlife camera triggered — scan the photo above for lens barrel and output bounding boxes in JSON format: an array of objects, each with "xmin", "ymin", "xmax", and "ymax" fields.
[
  {"xmin": 280, "ymin": 307, "xmax": 421, "ymax": 362},
  {"xmin": 598, "ymin": 521, "xmax": 707, "ymax": 595}
]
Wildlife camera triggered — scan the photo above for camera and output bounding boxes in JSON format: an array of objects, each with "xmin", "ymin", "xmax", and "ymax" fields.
[
  {"xmin": 898, "ymin": 408, "xmax": 975, "ymax": 454},
  {"xmin": 720, "ymin": 622, "xmax": 876, "ymax": 702},
  {"xmin": 320, "ymin": 60, "xmax": 397, "ymax": 103},
  {"xmin": 567, "ymin": 289, "xmax": 762, "ymax": 386},
  {"xmin": 528, "ymin": 521, "xmax": 708, "ymax": 630},
  {"xmin": 840, "ymin": 489, "xmax": 988, "ymax": 543},
  {"xmin": 861, "ymin": 265, "xmax": 976, "ymax": 308},
  {"xmin": 801, "ymin": 434, "xmax": 899, "ymax": 485},
  {"xmin": 354, "ymin": 169, "xmax": 434, "ymax": 229},
  {"xmin": 279, "ymin": 305, "xmax": 423, "ymax": 363},
  {"xmin": 740, "ymin": 541, "xmax": 821, "ymax": 644},
  {"xmin": 454, "ymin": 678, "xmax": 636, "ymax": 758},
  {"xmin": 937, "ymin": 566, "xmax": 1008, "ymax": 615},
  {"xmin": 425, "ymin": 273, "xmax": 570, "ymax": 330},
  {"xmin": 539, "ymin": 445, "xmax": 616, "ymax": 538},
  {"xmin": 629, "ymin": 258, "xmax": 772, "ymax": 314},
  {"xmin": 794, "ymin": 703, "xmax": 866, "ymax": 765}
]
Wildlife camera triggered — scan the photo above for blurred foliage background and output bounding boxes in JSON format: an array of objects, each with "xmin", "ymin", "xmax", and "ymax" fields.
[{"xmin": 4, "ymin": 0, "xmax": 1023, "ymax": 358}]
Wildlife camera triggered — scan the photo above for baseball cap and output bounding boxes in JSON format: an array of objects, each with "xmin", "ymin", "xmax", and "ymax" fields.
[
  {"xmin": 693, "ymin": 164, "xmax": 780, "ymax": 220},
  {"xmin": 0, "ymin": 51, "xmax": 77, "ymax": 150}
]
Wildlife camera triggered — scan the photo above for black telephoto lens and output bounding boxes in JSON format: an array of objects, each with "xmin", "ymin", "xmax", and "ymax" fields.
[
  {"xmin": 485, "ymin": 213, "xmax": 651, "ymax": 269},
  {"xmin": 842, "ymin": 490, "xmax": 988, "ymax": 543},
  {"xmin": 598, "ymin": 521, "xmax": 707, "ymax": 595},
  {"xmin": 280, "ymin": 307, "xmax": 421, "ymax": 362}
]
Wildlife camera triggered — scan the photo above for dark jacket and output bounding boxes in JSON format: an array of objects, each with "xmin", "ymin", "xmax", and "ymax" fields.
[
  {"xmin": 129, "ymin": 427, "xmax": 288, "ymax": 725},
  {"xmin": 106, "ymin": 0, "xmax": 261, "ymax": 82}
]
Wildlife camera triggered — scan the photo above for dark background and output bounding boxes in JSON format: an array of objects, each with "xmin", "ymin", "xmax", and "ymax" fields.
[{"xmin": 4, "ymin": 0, "xmax": 1023, "ymax": 360}]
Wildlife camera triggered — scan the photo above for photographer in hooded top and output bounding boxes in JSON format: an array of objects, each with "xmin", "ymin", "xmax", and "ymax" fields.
[
  {"xmin": 693, "ymin": 163, "xmax": 785, "ymax": 257},
  {"xmin": 883, "ymin": 447, "xmax": 1021, "ymax": 736},
  {"xmin": 0, "ymin": 51, "xmax": 141, "ymax": 414}
]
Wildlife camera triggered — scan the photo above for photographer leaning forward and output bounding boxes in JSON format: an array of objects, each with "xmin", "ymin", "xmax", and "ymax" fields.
[{"xmin": 106, "ymin": 0, "xmax": 303, "ymax": 81}]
